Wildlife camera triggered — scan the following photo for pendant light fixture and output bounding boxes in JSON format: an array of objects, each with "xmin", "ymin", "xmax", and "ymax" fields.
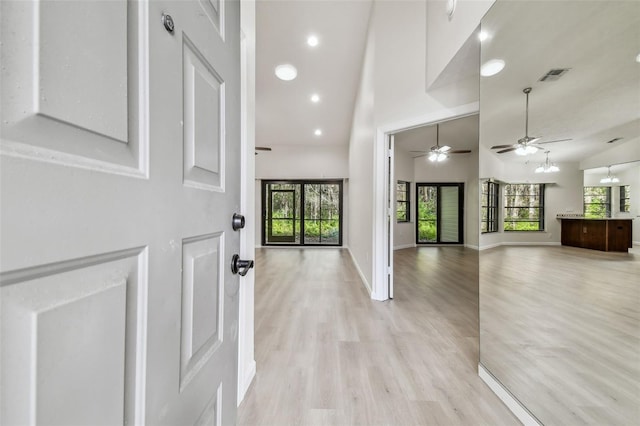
[
  {"xmin": 600, "ymin": 166, "xmax": 619, "ymax": 183},
  {"xmin": 534, "ymin": 151, "xmax": 559, "ymax": 173}
]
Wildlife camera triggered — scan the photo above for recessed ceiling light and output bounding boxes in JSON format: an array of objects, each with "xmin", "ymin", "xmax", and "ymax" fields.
[
  {"xmin": 481, "ymin": 59, "xmax": 505, "ymax": 77},
  {"xmin": 314, "ymin": 129, "xmax": 322, "ymax": 136},
  {"xmin": 307, "ymin": 35, "xmax": 319, "ymax": 47},
  {"xmin": 310, "ymin": 94, "xmax": 320, "ymax": 103},
  {"xmin": 275, "ymin": 64, "xmax": 297, "ymax": 81},
  {"xmin": 636, "ymin": 52, "xmax": 640, "ymax": 63},
  {"xmin": 478, "ymin": 31, "xmax": 489, "ymax": 42}
]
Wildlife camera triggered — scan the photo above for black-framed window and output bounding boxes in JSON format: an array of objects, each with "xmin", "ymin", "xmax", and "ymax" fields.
[
  {"xmin": 396, "ymin": 181, "xmax": 410, "ymax": 222},
  {"xmin": 620, "ymin": 185, "xmax": 630, "ymax": 213},
  {"xmin": 416, "ymin": 183, "xmax": 464, "ymax": 244},
  {"xmin": 262, "ymin": 180, "xmax": 343, "ymax": 246},
  {"xmin": 504, "ymin": 184, "xmax": 545, "ymax": 231},
  {"xmin": 481, "ymin": 181, "xmax": 499, "ymax": 233},
  {"xmin": 584, "ymin": 186, "xmax": 611, "ymax": 218}
]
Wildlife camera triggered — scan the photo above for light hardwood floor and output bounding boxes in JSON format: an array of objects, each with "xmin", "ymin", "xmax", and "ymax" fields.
[
  {"xmin": 480, "ymin": 245, "xmax": 640, "ymax": 425},
  {"xmin": 237, "ymin": 247, "xmax": 518, "ymax": 425}
]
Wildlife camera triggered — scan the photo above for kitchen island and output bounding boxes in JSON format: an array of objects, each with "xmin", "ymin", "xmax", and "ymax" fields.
[{"xmin": 559, "ymin": 217, "xmax": 633, "ymax": 252}]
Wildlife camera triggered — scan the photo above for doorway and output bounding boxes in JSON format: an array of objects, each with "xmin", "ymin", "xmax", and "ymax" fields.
[
  {"xmin": 416, "ymin": 183, "xmax": 464, "ymax": 244},
  {"xmin": 262, "ymin": 180, "xmax": 343, "ymax": 246}
]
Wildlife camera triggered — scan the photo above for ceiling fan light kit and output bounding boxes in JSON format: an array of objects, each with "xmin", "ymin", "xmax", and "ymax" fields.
[{"xmin": 490, "ymin": 87, "xmax": 572, "ymax": 156}]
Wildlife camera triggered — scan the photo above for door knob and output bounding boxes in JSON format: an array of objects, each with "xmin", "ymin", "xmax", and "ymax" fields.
[{"xmin": 231, "ymin": 254, "xmax": 254, "ymax": 276}]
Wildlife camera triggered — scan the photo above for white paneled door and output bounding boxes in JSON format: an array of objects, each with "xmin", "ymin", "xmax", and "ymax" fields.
[{"xmin": 0, "ymin": 1, "xmax": 242, "ymax": 424}]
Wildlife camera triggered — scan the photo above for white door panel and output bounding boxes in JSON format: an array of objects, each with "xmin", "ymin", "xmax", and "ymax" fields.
[{"xmin": 1, "ymin": 0, "xmax": 242, "ymax": 424}]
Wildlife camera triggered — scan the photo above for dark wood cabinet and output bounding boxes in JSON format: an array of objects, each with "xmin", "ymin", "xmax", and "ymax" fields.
[{"xmin": 560, "ymin": 218, "xmax": 632, "ymax": 252}]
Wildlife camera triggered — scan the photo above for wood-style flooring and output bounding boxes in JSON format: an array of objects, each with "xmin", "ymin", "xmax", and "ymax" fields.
[
  {"xmin": 480, "ymin": 245, "xmax": 640, "ymax": 425},
  {"xmin": 237, "ymin": 247, "xmax": 518, "ymax": 425}
]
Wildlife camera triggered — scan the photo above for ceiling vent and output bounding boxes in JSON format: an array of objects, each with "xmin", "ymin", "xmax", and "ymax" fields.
[
  {"xmin": 539, "ymin": 68, "xmax": 570, "ymax": 82},
  {"xmin": 606, "ymin": 137, "xmax": 623, "ymax": 144}
]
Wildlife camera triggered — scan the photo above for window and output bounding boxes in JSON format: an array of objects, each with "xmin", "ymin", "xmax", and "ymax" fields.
[
  {"xmin": 416, "ymin": 183, "xmax": 464, "ymax": 244},
  {"xmin": 504, "ymin": 184, "xmax": 545, "ymax": 231},
  {"xmin": 620, "ymin": 185, "xmax": 630, "ymax": 213},
  {"xmin": 481, "ymin": 181, "xmax": 499, "ymax": 233},
  {"xmin": 262, "ymin": 180, "xmax": 343, "ymax": 246},
  {"xmin": 396, "ymin": 181, "xmax": 410, "ymax": 222},
  {"xmin": 583, "ymin": 186, "xmax": 611, "ymax": 218}
]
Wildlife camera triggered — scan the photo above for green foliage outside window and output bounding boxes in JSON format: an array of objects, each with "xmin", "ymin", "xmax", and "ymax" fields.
[
  {"xmin": 503, "ymin": 184, "xmax": 544, "ymax": 231},
  {"xmin": 417, "ymin": 186, "xmax": 437, "ymax": 242},
  {"xmin": 584, "ymin": 186, "xmax": 611, "ymax": 218}
]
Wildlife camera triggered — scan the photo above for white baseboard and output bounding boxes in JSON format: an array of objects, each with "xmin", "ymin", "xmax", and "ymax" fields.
[
  {"xmin": 347, "ymin": 247, "xmax": 372, "ymax": 295},
  {"xmin": 479, "ymin": 241, "xmax": 561, "ymax": 250},
  {"xmin": 503, "ymin": 241, "xmax": 561, "ymax": 247},
  {"xmin": 478, "ymin": 364, "xmax": 541, "ymax": 426},
  {"xmin": 464, "ymin": 243, "xmax": 479, "ymax": 250},
  {"xmin": 237, "ymin": 359, "xmax": 256, "ymax": 406},
  {"xmin": 393, "ymin": 243, "xmax": 416, "ymax": 250}
]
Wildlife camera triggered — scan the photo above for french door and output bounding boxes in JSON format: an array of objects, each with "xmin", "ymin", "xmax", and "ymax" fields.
[
  {"xmin": 416, "ymin": 183, "xmax": 464, "ymax": 244},
  {"xmin": 262, "ymin": 180, "xmax": 342, "ymax": 246}
]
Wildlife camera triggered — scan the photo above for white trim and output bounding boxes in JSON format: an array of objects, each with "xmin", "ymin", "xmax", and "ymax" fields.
[
  {"xmin": 633, "ymin": 240, "xmax": 640, "ymax": 246},
  {"xmin": 480, "ymin": 241, "xmax": 561, "ymax": 250},
  {"xmin": 347, "ymin": 247, "xmax": 372, "ymax": 295},
  {"xmin": 257, "ymin": 245, "xmax": 344, "ymax": 250},
  {"xmin": 479, "ymin": 364, "xmax": 542, "ymax": 426},
  {"xmin": 373, "ymin": 102, "xmax": 480, "ymax": 301},
  {"xmin": 393, "ymin": 243, "xmax": 416, "ymax": 250},
  {"xmin": 464, "ymin": 244, "xmax": 479, "ymax": 250},
  {"xmin": 238, "ymin": 359, "xmax": 256, "ymax": 403},
  {"xmin": 237, "ymin": 1, "xmax": 256, "ymax": 406}
]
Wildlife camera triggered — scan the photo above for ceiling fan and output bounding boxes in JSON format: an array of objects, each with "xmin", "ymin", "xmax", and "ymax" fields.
[
  {"xmin": 255, "ymin": 146, "xmax": 272, "ymax": 155},
  {"xmin": 490, "ymin": 87, "xmax": 572, "ymax": 155},
  {"xmin": 410, "ymin": 123, "xmax": 472, "ymax": 162}
]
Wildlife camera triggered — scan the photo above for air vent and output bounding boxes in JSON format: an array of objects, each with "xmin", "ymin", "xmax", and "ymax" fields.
[
  {"xmin": 539, "ymin": 68, "xmax": 570, "ymax": 82},
  {"xmin": 606, "ymin": 137, "xmax": 623, "ymax": 144}
]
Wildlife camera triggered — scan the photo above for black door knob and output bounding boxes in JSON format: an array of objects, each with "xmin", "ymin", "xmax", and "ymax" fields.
[{"xmin": 231, "ymin": 254, "xmax": 254, "ymax": 276}]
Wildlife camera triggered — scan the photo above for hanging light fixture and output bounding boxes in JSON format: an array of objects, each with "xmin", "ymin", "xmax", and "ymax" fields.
[
  {"xmin": 600, "ymin": 166, "xmax": 619, "ymax": 183},
  {"xmin": 534, "ymin": 151, "xmax": 560, "ymax": 173},
  {"xmin": 428, "ymin": 124, "xmax": 450, "ymax": 162}
]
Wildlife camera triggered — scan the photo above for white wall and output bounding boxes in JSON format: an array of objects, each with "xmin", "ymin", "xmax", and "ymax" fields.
[
  {"xmin": 255, "ymin": 144, "xmax": 348, "ymax": 179},
  {"xmin": 348, "ymin": 0, "xmax": 485, "ymax": 294},
  {"xmin": 347, "ymin": 9, "xmax": 376, "ymax": 291},
  {"xmin": 426, "ymin": 0, "xmax": 495, "ymax": 88},
  {"xmin": 393, "ymin": 148, "xmax": 416, "ymax": 249}
]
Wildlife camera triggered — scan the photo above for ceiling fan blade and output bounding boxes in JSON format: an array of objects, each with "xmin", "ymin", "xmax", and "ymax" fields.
[
  {"xmin": 255, "ymin": 146, "xmax": 272, "ymax": 151},
  {"xmin": 409, "ymin": 150, "xmax": 428, "ymax": 153},
  {"xmin": 449, "ymin": 150, "xmax": 472, "ymax": 154},
  {"xmin": 535, "ymin": 138, "xmax": 573, "ymax": 145},
  {"xmin": 491, "ymin": 144, "xmax": 514, "ymax": 149},
  {"xmin": 497, "ymin": 147, "xmax": 517, "ymax": 154},
  {"xmin": 411, "ymin": 153, "xmax": 429, "ymax": 159},
  {"xmin": 440, "ymin": 145, "xmax": 451, "ymax": 152}
]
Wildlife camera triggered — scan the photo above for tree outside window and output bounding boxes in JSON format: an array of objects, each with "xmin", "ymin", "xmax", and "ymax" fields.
[
  {"xmin": 584, "ymin": 186, "xmax": 611, "ymax": 218},
  {"xmin": 504, "ymin": 184, "xmax": 544, "ymax": 231},
  {"xmin": 396, "ymin": 181, "xmax": 410, "ymax": 222}
]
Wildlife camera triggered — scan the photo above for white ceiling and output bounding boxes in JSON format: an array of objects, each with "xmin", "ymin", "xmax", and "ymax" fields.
[
  {"xmin": 480, "ymin": 1, "xmax": 640, "ymax": 165},
  {"xmin": 394, "ymin": 114, "xmax": 479, "ymax": 155},
  {"xmin": 256, "ymin": 0, "xmax": 372, "ymax": 147}
]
